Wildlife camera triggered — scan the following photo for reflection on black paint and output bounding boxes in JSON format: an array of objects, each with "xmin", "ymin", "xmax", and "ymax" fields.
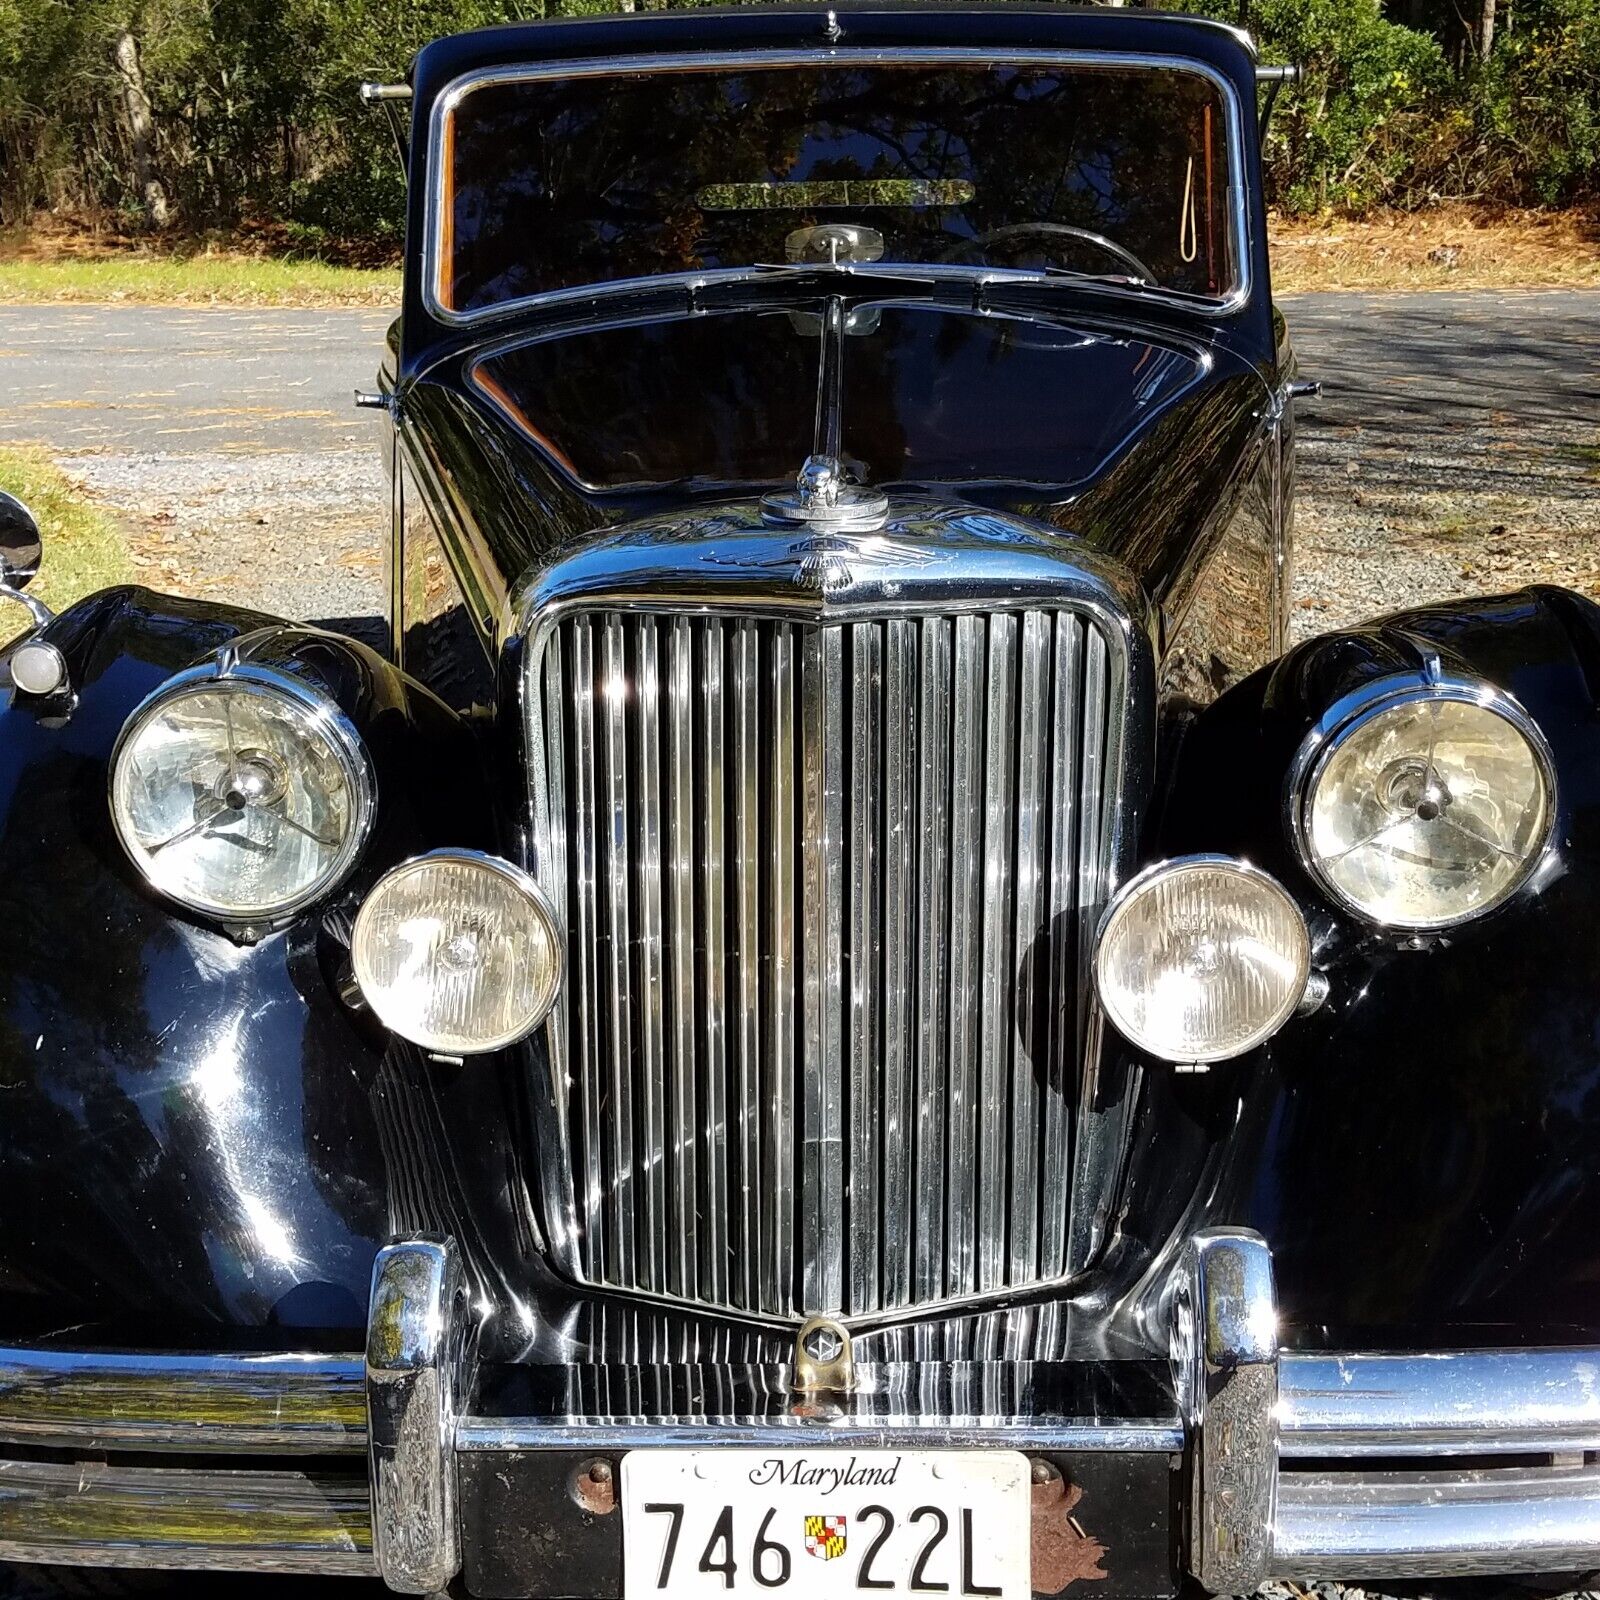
[{"xmin": 473, "ymin": 305, "xmax": 1203, "ymax": 492}]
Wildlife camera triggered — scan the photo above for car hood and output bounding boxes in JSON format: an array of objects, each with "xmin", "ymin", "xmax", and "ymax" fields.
[{"xmin": 403, "ymin": 293, "xmax": 1273, "ymax": 634}]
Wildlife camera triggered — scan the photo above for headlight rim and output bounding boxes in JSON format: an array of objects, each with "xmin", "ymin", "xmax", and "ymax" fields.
[
  {"xmin": 1093, "ymin": 852, "xmax": 1312, "ymax": 1066},
  {"xmin": 110, "ymin": 659, "xmax": 377, "ymax": 924},
  {"xmin": 351, "ymin": 847, "xmax": 566, "ymax": 1056},
  {"xmin": 1286, "ymin": 671, "xmax": 1557, "ymax": 933}
]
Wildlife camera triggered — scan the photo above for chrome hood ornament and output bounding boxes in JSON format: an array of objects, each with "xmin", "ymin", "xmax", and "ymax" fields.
[
  {"xmin": 761, "ymin": 295, "xmax": 889, "ymax": 540},
  {"xmin": 761, "ymin": 457, "xmax": 891, "ymax": 552}
]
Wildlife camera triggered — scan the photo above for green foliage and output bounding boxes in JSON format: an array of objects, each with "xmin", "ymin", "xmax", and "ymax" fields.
[
  {"xmin": 1479, "ymin": 0, "xmax": 1600, "ymax": 204},
  {"xmin": 1175, "ymin": 0, "xmax": 1454, "ymax": 210},
  {"xmin": 0, "ymin": 0, "xmax": 1593, "ymax": 239}
]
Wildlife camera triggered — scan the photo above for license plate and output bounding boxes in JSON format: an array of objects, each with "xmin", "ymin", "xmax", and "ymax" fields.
[{"xmin": 620, "ymin": 1448, "xmax": 1031, "ymax": 1598}]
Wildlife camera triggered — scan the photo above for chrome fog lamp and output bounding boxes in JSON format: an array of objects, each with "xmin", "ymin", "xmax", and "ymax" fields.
[
  {"xmin": 111, "ymin": 663, "xmax": 374, "ymax": 921},
  {"xmin": 1292, "ymin": 678, "xmax": 1554, "ymax": 930},
  {"xmin": 1094, "ymin": 856, "xmax": 1310, "ymax": 1065},
  {"xmin": 351, "ymin": 850, "xmax": 564, "ymax": 1055}
]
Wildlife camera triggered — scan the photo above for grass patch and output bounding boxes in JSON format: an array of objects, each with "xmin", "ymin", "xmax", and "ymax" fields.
[
  {"xmin": 0, "ymin": 254, "xmax": 399, "ymax": 308},
  {"xmin": 1558, "ymin": 438, "xmax": 1600, "ymax": 478},
  {"xmin": 0, "ymin": 448, "xmax": 133, "ymax": 627}
]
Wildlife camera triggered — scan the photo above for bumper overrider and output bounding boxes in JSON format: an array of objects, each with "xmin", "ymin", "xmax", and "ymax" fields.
[{"xmin": 0, "ymin": 1234, "xmax": 1596, "ymax": 1595}]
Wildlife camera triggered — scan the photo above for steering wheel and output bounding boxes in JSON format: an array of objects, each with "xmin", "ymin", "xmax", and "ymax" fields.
[{"xmin": 939, "ymin": 223, "xmax": 1159, "ymax": 286}]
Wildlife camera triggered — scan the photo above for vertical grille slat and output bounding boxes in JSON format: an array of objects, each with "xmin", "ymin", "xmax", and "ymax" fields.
[
  {"xmin": 634, "ymin": 616, "xmax": 668, "ymax": 1294},
  {"xmin": 569, "ymin": 617, "xmax": 606, "ymax": 1282},
  {"xmin": 600, "ymin": 615, "xmax": 636, "ymax": 1283},
  {"xmin": 847, "ymin": 621, "xmax": 882, "ymax": 1317},
  {"xmin": 912, "ymin": 617, "xmax": 952, "ymax": 1307},
  {"xmin": 535, "ymin": 603, "xmax": 1125, "ymax": 1320},
  {"xmin": 731, "ymin": 621, "xmax": 763, "ymax": 1307},
  {"xmin": 976, "ymin": 613, "xmax": 1017, "ymax": 1295},
  {"xmin": 763, "ymin": 624, "xmax": 798, "ymax": 1317},
  {"xmin": 1040, "ymin": 613, "xmax": 1084, "ymax": 1280},
  {"xmin": 699, "ymin": 620, "xmax": 729, "ymax": 1304},
  {"xmin": 800, "ymin": 626, "xmax": 845, "ymax": 1315},
  {"xmin": 945, "ymin": 615, "xmax": 986, "ymax": 1302},
  {"xmin": 880, "ymin": 618, "xmax": 917, "ymax": 1311},
  {"xmin": 665, "ymin": 618, "xmax": 698, "ymax": 1300},
  {"xmin": 1065, "ymin": 625, "xmax": 1116, "ymax": 1280},
  {"xmin": 1009, "ymin": 612, "xmax": 1053, "ymax": 1284}
]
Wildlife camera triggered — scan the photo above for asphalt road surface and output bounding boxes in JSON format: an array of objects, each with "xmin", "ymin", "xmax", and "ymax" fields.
[{"xmin": 1, "ymin": 290, "xmax": 1597, "ymax": 630}]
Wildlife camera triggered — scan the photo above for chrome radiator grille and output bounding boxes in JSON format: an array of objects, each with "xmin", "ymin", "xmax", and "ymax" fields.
[{"xmin": 528, "ymin": 606, "xmax": 1125, "ymax": 1322}]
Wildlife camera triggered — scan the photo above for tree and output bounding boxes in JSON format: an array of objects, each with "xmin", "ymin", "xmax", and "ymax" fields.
[{"xmin": 111, "ymin": 25, "xmax": 169, "ymax": 227}]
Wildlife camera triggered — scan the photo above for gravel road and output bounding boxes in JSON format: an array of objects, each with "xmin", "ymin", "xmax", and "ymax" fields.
[
  {"xmin": 2, "ymin": 291, "xmax": 1597, "ymax": 637},
  {"xmin": 0, "ymin": 305, "xmax": 393, "ymax": 623},
  {"xmin": 1286, "ymin": 289, "xmax": 1600, "ymax": 640}
]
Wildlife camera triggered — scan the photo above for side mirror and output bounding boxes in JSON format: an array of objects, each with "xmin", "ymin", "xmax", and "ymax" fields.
[{"xmin": 0, "ymin": 491, "xmax": 42, "ymax": 592}]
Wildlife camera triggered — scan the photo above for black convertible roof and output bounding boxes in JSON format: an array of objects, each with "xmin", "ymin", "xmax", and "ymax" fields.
[{"xmin": 410, "ymin": 5, "xmax": 1262, "ymax": 106}]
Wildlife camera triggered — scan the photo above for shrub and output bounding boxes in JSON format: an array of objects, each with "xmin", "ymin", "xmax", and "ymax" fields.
[{"xmin": 1479, "ymin": 0, "xmax": 1600, "ymax": 204}]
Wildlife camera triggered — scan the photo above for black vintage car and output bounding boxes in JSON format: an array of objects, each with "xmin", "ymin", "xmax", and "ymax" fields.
[{"xmin": 0, "ymin": 6, "xmax": 1597, "ymax": 1597}]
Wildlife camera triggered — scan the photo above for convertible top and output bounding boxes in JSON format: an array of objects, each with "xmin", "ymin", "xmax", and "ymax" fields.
[{"xmin": 410, "ymin": 3, "xmax": 1262, "ymax": 89}]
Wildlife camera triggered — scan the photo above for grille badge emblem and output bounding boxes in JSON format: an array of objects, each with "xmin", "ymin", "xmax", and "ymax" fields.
[{"xmin": 793, "ymin": 1315, "xmax": 856, "ymax": 1395}]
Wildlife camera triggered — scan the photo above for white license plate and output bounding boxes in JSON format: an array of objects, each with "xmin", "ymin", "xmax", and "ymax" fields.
[{"xmin": 620, "ymin": 1449, "xmax": 1031, "ymax": 1599}]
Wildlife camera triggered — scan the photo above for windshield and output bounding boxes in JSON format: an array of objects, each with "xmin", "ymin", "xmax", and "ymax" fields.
[{"xmin": 433, "ymin": 59, "xmax": 1239, "ymax": 315}]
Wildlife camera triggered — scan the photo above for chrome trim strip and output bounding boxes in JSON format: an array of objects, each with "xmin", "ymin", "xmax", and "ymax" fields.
[
  {"xmin": 0, "ymin": 1462, "xmax": 374, "ymax": 1574},
  {"xmin": 1065, "ymin": 626, "xmax": 1114, "ymax": 1273},
  {"xmin": 1274, "ymin": 1463, "xmax": 1600, "ymax": 1579},
  {"xmin": 1280, "ymin": 1349, "xmax": 1600, "ymax": 1458},
  {"xmin": 423, "ymin": 48, "xmax": 1255, "ymax": 328},
  {"xmin": 533, "ymin": 625, "xmax": 579, "ymax": 1270},
  {"xmin": 1184, "ymin": 1227, "xmax": 1278, "ymax": 1594},
  {"xmin": 366, "ymin": 1238, "xmax": 465, "ymax": 1594},
  {"xmin": 0, "ymin": 1351, "xmax": 365, "ymax": 1455},
  {"xmin": 455, "ymin": 1418, "xmax": 1185, "ymax": 1453}
]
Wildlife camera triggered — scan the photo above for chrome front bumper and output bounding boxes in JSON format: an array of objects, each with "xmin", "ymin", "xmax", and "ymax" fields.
[{"xmin": 0, "ymin": 1232, "xmax": 1595, "ymax": 1593}]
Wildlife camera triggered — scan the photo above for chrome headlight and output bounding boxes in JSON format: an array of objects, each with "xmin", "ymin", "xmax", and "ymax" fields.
[
  {"xmin": 111, "ymin": 663, "xmax": 374, "ymax": 922},
  {"xmin": 1291, "ymin": 678, "xmax": 1554, "ymax": 930},
  {"xmin": 1094, "ymin": 856, "xmax": 1310, "ymax": 1064},
  {"xmin": 351, "ymin": 851, "xmax": 564, "ymax": 1055}
]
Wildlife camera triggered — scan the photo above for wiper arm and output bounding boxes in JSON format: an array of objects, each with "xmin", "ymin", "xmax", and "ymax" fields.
[{"xmin": 1032, "ymin": 265, "xmax": 1158, "ymax": 288}]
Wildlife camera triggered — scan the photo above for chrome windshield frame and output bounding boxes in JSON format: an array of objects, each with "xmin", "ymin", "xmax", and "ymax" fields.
[{"xmin": 423, "ymin": 46, "xmax": 1256, "ymax": 330}]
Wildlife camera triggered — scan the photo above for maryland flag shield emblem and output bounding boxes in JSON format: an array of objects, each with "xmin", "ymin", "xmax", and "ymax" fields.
[{"xmin": 803, "ymin": 1514, "xmax": 847, "ymax": 1560}]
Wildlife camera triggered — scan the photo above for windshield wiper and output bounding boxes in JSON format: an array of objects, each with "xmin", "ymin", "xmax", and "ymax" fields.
[{"xmin": 1030, "ymin": 265, "xmax": 1159, "ymax": 288}]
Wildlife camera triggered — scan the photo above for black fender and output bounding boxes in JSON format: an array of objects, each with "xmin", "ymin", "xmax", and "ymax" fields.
[
  {"xmin": 1114, "ymin": 585, "xmax": 1600, "ymax": 1346},
  {"xmin": 0, "ymin": 587, "xmax": 527, "ymax": 1344}
]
